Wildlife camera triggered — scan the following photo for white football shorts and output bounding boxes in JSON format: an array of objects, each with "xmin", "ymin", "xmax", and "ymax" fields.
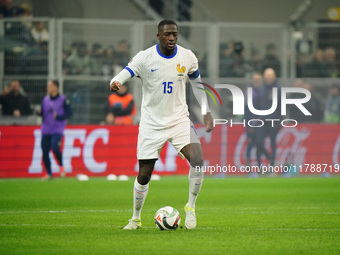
[{"xmin": 137, "ymin": 119, "xmax": 200, "ymax": 160}]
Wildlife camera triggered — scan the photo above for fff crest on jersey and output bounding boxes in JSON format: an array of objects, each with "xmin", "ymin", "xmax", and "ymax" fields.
[
  {"xmin": 177, "ymin": 64, "xmax": 186, "ymax": 76},
  {"xmin": 177, "ymin": 63, "xmax": 186, "ymax": 81}
]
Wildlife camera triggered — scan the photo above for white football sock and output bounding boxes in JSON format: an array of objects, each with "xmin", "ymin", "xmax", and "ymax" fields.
[
  {"xmin": 187, "ymin": 165, "xmax": 204, "ymax": 209},
  {"xmin": 132, "ymin": 178, "xmax": 149, "ymax": 220}
]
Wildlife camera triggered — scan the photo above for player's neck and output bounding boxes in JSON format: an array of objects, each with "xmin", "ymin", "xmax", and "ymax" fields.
[{"xmin": 159, "ymin": 45, "xmax": 175, "ymax": 56}]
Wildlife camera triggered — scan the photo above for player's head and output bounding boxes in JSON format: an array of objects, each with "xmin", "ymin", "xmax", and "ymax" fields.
[
  {"xmin": 157, "ymin": 20, "xmax": 178, "ymax": 53},
  {"xmin": 47, "ymin": 80, "xmax": 59, "ymax": 96}
]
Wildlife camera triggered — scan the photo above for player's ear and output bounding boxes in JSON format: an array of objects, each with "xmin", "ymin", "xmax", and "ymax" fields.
[{"xmin": 156, "ymin": 33, "xmax": 160, "ymax": 40}]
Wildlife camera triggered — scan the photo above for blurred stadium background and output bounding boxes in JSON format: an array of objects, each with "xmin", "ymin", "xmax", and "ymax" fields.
[{"xmin": 1, "ymin": 0, "xmax": 340, "ymax": 177}]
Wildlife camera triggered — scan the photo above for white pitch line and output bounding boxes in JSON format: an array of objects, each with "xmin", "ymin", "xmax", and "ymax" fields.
[
  {"xmin": 0, "ymin": 223, "xmax": 338, "ymax": 231},
  {"xmin": 242, "ymin": 227, "xmax": 340, "ymax": 231},
  {"xmin": 0, "ymin": 209, "xmax": 132, "ymax": 214},
  {"xmin": 0, "ymin": 209, "xmax": 339, "ymax": 215}
]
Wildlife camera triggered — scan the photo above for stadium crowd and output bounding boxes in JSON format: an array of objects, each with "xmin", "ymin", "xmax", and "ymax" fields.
[
  {"xmin": 219, "ymin": 41, "xmax": 339, "ymax": 78},
  {"xmin": 1, "ymin": 0, "xmax": 340, "ymax": 124},
  {"xmin": 62, "ymin": 40, "xmax": 131, "ymax": 77}
]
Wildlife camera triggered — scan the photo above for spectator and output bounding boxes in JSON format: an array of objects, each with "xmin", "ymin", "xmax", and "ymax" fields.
[
  {"xmin": 0, "ymin": 0, "xmax": 19, "ymax": 18},
  {"xmin": 0, "ymin": 80, "xmax": 32, "ymax": 116},
  {"xmin": 197, "ymin": 52, "xmax": 208, "ymax": 77},
  {"xmin": 231, "ymin": 41, "xmax": 250, "ymax": 77},
  {"xmin": 20, "ymin": 3, "xmax": 33, "ymax": 29},
  {"xmin": 62, "ymin": 49, "xmax": 71, "ymax": 75},
  {"xmin": 248, "ymin": 49, "xmax": 263, "ymax": 74},
  {"xmin": 323, "ymin": 84, "xmax": 340, "ymax": 124},
  {"xmin": 105, "ymin": 84, "xmax": 136, "ymax": 125},
  {"xmin": 244, "ymin": 73, "xmax": 263, "ymax": 168},
  {"xmin": 31, "ymin": 21, "xmax": 49, "ymax": 44},
  {"xmin": 3, "ymin": 2, "xmax": 34, "ymax": 75},
  {"xmin": 302, "ymin": 82, "xmax": 323, "ymax": 122},
  {"xmin": 289, "ymin": 81, "xmax": 322, "ymax": 123},
  {"xmin": 295, "ymin": 53, "xmax": 306, "ymax": 78},
  {"xmin": 91, "ymin": 43, "xmax": 104, "ymax": 62},
  {"xmin": 219, "ymin": 42, "xmax": 234, "ymax": 77},
  {"xmin": 256, "ymin": 68, "xmax": 281, "ymax": 167},
  {"xmin": 65, "ymin": 41, "xmax": 99, "ymax": 75},
  {"xmin": 302, "ymin": 49, "xmax": 329, "ymax": 77},
  {"xmin": 61, "ymin": 42, "xmax": 78, "ymax": 74},
  {"xmin": 20, "ymin": 41, "xmax": 48, "ymax": 75},
  {"xmin": 324, "ymin": 47, "xmax": 338, "ymax": 78},
  {"xmin": 262, "ymin": 43, "xmax": 281, "ymax": 77},
  {"xmin": 101, "ymin": 46, "xmax": 122, "ymax": 77},
  {"xmin": 116, "ymin": 40, "xmax": 130, "ymax": 67},
  {"xmin": 38, "ymin": 80, "xmax": 72, "ymax": 180}
]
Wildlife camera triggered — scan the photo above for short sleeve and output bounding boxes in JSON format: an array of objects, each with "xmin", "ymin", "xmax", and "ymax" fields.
[
  {"xmin": 187, "ymin": 50, "xmax": 199, "ymax": 75},
  {"xmin": 126, "ymin": 51, "xmax": 145, "ymax": 78}
]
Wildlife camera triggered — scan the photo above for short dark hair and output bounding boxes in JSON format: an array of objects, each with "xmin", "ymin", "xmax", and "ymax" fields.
[
  {"xmin": 158, "ymin": 20, "xmax": 178, "ymax": 31},
  {"xmin": 51, "ymin": 80, "xmax": 59, "ymax": 87}
]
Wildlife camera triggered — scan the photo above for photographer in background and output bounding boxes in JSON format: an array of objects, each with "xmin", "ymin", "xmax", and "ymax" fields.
[{"xmin": 0, "ymin": 80, "xmax": 32, "ymax": 116}]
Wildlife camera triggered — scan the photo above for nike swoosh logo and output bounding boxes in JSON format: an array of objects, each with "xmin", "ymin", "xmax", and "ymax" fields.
[
  {"xmin": 195, "ymin": 183, "xmax": 202, "ymax": 186},
  {"xmin": 151, "ymin": 68, "xmax": 159, "ymax": 72}
]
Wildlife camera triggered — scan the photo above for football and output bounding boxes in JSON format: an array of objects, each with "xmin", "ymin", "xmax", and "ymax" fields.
[{"xmin": 154, "ymin": 206, "xmax": 181, "ymax": 230}]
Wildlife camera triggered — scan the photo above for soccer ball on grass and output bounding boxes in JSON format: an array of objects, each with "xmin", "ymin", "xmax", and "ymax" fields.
[{"xmin": 154, "ymin": 206, "xmax": 181, "ymax": 230}]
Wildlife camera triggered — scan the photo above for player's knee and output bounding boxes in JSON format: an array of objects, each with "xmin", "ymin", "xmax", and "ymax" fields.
[
  {"xmin": 190, "ymin": 154, "xmax": 204, "ymax": 168},
  {"xmin": 137, "ymin": 172, "xmax": 151, "ymax": 185}
]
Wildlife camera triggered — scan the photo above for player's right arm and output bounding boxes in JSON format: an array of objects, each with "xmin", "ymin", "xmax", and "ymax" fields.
[
  {"xmin": 109, "ymin": 70, "xmax": 129, "ymax": 92},
  {"xmin": 109, "ymin": 51, "xmax": 145, "ymax": 92}
]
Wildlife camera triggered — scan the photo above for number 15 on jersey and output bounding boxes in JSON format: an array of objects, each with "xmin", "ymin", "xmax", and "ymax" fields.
[{"xmin": 162, "ymin": 82, "xmax": 173, "ymax": 94}]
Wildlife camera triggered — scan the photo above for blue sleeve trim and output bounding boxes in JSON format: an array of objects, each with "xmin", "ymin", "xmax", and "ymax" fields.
[
  {"xmin": 125, "ymin": 67, "xmax": 134, "ymax": 78},
  {"xmin": 189, "ymin": 69, "xmax": 200, "ymax": 79}
]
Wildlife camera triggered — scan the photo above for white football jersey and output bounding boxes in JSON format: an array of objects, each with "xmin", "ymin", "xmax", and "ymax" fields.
[{"xmin": 126, "ymin": 44, "xmax": 198, "ymax": 129}]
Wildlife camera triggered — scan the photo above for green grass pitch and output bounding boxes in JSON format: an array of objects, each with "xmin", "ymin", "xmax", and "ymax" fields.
[{"xmin": 0, "ymin": 177, "xmax": 339, "ymax": 254}]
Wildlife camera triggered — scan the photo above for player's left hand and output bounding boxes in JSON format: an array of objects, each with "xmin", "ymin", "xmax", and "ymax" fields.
[
  {"xmin": 203, "ymin": 112, "xmax": 214, "ymax": 132},
  {"xmin": 53, "ymin": 112, "xmax": 57, "ymax": 119}
]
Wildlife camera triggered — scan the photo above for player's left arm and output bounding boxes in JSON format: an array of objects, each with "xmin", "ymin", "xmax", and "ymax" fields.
[
  {"xmin": 55, "ymin": 98, "xmax": 73, "ymax": 121},
  {"xmin": 187, "ymin": 52, "xmax": 213, "ymax": 132}
]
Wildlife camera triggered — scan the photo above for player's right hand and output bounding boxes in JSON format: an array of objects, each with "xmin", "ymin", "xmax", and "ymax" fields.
[{"xmin": 110, "ymin": 81, "xmax": 121, "ymax": 92}]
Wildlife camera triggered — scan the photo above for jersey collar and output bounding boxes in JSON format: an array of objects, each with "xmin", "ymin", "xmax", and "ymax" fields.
[{"xmin": 156, "ymin": 44, "xmax": 177, "ymax": 59}]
